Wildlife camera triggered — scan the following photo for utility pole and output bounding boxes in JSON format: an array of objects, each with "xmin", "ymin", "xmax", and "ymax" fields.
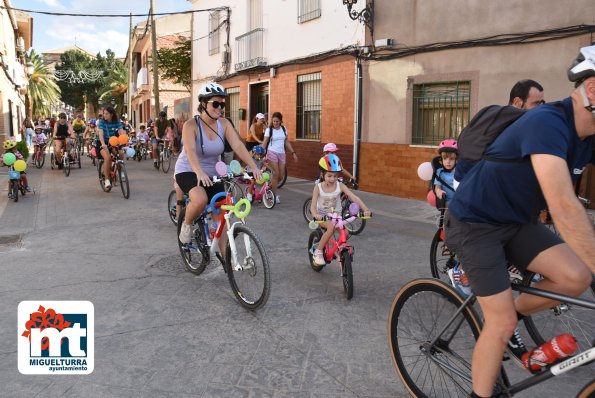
[
  {"xmin": 150, "ymin": 0, "xmax": 160, "ymax": 119},
  {"xmin": 128, "ymin": 13, "xmax": 133, "ymax": 118}
]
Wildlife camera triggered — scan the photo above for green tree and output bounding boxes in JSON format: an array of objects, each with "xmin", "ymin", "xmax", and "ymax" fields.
[
  {"xmin": 156, "ymin": 36, "xmax": 191, "ymax": 91},
  {"xmin": 26, "ymin": 49, "xmax": 61, "ymax": 118},
  {"xmin": 54, "ymin": 49, "xmax": 103, "ymax": 112},
  {"xmin": 97, "ymin": 60, "xmax": 128, "ymax": 114}
]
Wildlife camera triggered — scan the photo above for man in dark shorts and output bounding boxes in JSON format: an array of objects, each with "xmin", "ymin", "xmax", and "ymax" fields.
[{"xmin": 445, "ymin": 46, "xmax": 595, "ymax": 398}]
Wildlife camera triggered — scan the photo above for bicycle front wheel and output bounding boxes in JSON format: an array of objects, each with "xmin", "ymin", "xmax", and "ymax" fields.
[
  {"xmin": 523, "ymin": 273, "xmax": 595, "ymax": 352},
  {"xmin": 340, "ymin": 249, "xmax": 354, "ymax": 300},
  {"xmin": 11, "ymin": 180, "xmax": 18, "ymax": 202},
  {"xmin": 167, "ymin": 190, "xmax": 178, "ymax": 225},
  {"xmin": 303, "ymin": 198, "xmax": 313, "ymax": 223},
  {"xmin": 389, "ymin": 278, "xmax": 503, "ymax": 398},
  {"xmin": 177, "ymin": 208, "xmax": 208, "ymax": 275},
  {"xmin": 262, "ymin": 188, "xmax": 275, "ymax": 209},
  {"xmin": 577, "ymin": 379, "xmax": 595, "ymax": 398},
  {"xmin": 64, "ymin": 156, "xmax": 70, "ymax": 177},
  {"xmin": 118, "ymin": 164, "xmax": 130, "ymax": 199},
  {"xmin": 161, "ymin": 149, "xmax": 171, "ymax": 173},
  {"xmin": 224, "ymin": 180, "xmax": 244, "ymax": 203},
  {"xmin": 430, "ymin": 228, "xmax": 458, "ymax": 284},
  {"xmin": 225, "ymin": 224, "xmax": 271, "ymax": 310}
]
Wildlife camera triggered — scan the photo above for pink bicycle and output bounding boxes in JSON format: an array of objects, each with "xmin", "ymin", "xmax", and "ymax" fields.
[{"xmin": 240, "ymin": 172, "xmax": 276, "ymax": 209}]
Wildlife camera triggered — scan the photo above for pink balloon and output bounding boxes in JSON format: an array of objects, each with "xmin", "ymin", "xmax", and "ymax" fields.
[
  {"xmin": 215, "ymin": 161, "xmax": 227, "ymax": 176},
  {"xmin": 417, "ymin": 162, "xmax": 434, "ymax": 181},
  {"xmin": 426, "ymin": 190, "xmax": 437, "ymax": 207}
]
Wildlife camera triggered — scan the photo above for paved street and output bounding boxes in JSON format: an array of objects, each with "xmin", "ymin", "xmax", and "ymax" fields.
[{"xmin": 0, "ymin": 157, "xmax": 591, "ymax": 397}]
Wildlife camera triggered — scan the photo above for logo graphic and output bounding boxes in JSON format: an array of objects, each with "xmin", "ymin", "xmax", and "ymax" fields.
[{"xmin": 18, "ymin": 301, "xmax": 94, "ymax": 375}]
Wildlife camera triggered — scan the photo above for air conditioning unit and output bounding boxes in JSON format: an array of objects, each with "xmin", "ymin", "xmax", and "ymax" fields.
[{"xmin": 374, "ymin": 38, "xmax": 394, "ymax": 48}]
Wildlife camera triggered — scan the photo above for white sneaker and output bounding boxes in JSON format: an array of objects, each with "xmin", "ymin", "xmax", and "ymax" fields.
[
  {"xmin": 313, "ymin": 249, "xmax": 325, "ymax": 265},
  {"xmin": 179, "ymin": 223, "xmax": 193, "ymax": 244},
  {"xmin": 246, "ymin": 193, "xmax": 253, "ymax": 202},
  {"xmin": 104, "ymin": 180, "xmax": 111, "ymax": 189},
  {"xmin": 275, "ymin": 195, "xmax": 281, "ymax": 204}
]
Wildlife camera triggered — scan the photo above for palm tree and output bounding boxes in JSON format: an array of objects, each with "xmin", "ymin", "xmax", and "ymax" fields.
[
  {"xmin": 98, "ymin": 61, "xmax": 128, "ymax": 114},
  {"xmin": 27, "ymin": 49, "xmax": 61, "ymax": 118}
]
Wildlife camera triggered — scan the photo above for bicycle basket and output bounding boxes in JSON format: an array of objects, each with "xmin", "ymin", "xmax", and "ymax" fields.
[{"xmin": 8, "ymin": 170, "xmax": 20, "ymax": 180}]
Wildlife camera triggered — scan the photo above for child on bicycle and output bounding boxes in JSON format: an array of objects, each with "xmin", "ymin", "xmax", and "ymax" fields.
[
  {"xmin": 245, "ymin": 145, "xmax": 269, "ymax": 202},
  {"xmin": 137, "ymin": 124, "xmax": 149, "ymax": 152},
  {"xmin": 1, "ymin": 140, "xmax": 31, "ymax": 197},
  {"xmin": 32, "ymin": 125, "xmax": 48, "ymax": 161},
  {"xmin": 432, "ymin": 139, "xmax": 458, "ymax": 207},
  {"xmin": 310, "ymin": 154, "xmax": 371, "ymax": 265},
  {"xmin": 83, "ymin": 118, "xmax": 97, "ymax": 154}
]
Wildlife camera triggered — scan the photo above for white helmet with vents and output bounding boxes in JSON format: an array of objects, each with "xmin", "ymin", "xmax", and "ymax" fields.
[{"xmin": 198, "ymin": 82, "xmax": 228, "ymax": 101}]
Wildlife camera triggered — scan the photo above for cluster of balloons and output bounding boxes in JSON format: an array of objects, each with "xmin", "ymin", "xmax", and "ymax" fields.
[
  {"xmin": 108, "ymin": 134, "xmax": 130, "ymax": 147},
  {"xmin": 255, "ymin": 172, "xmax": 270, "ymax": 185},
  {"xmin": 2, "ymin": 153, "xmax": 27, "ymax": 172}
]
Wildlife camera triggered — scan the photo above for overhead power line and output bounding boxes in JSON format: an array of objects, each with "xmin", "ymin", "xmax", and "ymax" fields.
[{"xmin": 0, "ymin": 5, "xmax": 229, "ymax": 18}]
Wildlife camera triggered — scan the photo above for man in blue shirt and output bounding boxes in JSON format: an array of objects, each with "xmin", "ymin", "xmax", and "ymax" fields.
[{"xmin": 445, "ymin": 46, "xmax": 595, "ymax": 398}]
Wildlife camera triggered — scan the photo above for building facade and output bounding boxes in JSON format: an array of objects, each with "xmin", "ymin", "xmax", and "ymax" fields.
[
  {"xmin": 189, "ymin": 0, "xmax": 367, "ymax": 180},
  {"xmin": 0, "ymin": 3, "xmax": 32, "ymax": 144},
  {"xmin": 126, "ymin": 13, "xmax": 191, "ymax": 128},
  {"xmin": 361, "ymin": 0, "xmax": 595, "ymax": 199}
]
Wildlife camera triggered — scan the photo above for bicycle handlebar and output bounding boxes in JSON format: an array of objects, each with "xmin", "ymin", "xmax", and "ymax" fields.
[
  {"xmin": 312, "ymin": 210, "xmax": 372, "ymax": 229},
  {"xmin": 207, "ymin": 190, "xmax": 252, "ymax": 220}
]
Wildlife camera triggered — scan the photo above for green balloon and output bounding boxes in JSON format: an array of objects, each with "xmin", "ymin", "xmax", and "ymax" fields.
[
  {"xmin": 2, "ymin": 152, "xmax": 16, "ymax": 166},
  {"xmin": 229, "ymin": 159, "xmax": 242, "ymax": 174}
]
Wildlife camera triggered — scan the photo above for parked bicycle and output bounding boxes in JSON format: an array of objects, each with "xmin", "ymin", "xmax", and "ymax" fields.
[
  {"xmin": 307, "ymin": 203, "xmax": 371, "ymax": 300},
  {"xmin": 177, "ymin": 165, "xmax": 271, "ymax": 310},
  {"xmin": 303, "ymin": 178, "xmax": 366, "ymax": 235},
  {"xmin": 388, "ymin": 277, "xmax": 594, "ymax": 397}
]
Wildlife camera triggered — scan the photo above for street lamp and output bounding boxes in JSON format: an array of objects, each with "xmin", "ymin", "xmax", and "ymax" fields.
[{"xmin": 342, "ymin": 0, "xmax": 373, "ymax": 35}]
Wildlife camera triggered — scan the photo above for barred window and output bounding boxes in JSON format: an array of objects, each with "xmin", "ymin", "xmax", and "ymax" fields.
[
  {"xmin": 298, "ymin": 0, "xmax": 321, "ymax": 24},
  {"xmin": 412, "ymin": 81, "xmax": 471, "ymax": 145},
  {"xmin": 208, "ymin": 11, "xmax": 220, "ymax": 55},
  {"xmin": 226, "ymin": 87, "xmax": 240, "ymax": 130},
  {"xmin": 296, "ymin": 72, "xmax": 321, "ymax": 140}
]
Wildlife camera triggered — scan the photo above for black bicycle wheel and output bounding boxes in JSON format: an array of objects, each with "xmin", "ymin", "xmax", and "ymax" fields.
[
  {"xmin": 340, "ymin": 249, "xmax": 354, "ymax": 300},
  {"xmin": 576, "ymin": 379, "xmax": 595, "ymax": 398},
  {"xmin": 225, "ymin": 223, "xmax": 271, "ymax": 310},
  {"xmin": 224, "ymin": 180, "xmax": 244, "ymax": 203},
  {"xmin": 11, "ymin": 180, "xmax": 18, "ymax": 202},
  {"xmin": 177, "ymin": 208, "xmax": 208, "ymax": 275},
  {"xmin": 303, "ymin": 198, "xmax": 313, "ymax": 223},
  {"xmin": 277, "ymin": 164, "xmax": 288, "ymax": 188},
  {"xmin": 343, "ymin": 205, "xmax": 366, "ymax": 235},
  {"xmin": 118, "ymin": 164, "xmax": 130, "ymax": 199},
  {"xmin": 430, "ymin": 228, "xmax": 458, "ymax": 284},
  {"xmin": 77, "ymin": 151, "xmax": 81, "ymax": 168},
  {"xmin": 167, "ymin": 190, "xmax": 178, "ymax": 225},
  {"xmin": 523, "ymin": 272, "xmax": 595, "ymax": 352},
  {"xmin": 307, "ymin": 229, "xmax": 325, "ymax": 272},
  {"xmin": 50, "ymin": 153, "xmax": 55, "ymax": 169},
  {"xmin": 262, "ymin": 188, "xmax": 275, "ymax": 209},
  {"xmin": 161, "ymin": 149, "xmax": 171, "ymax": 173},
  {"xmin": 389, "ymin": 278, "xmax": 506, "ymax": 398},
  {"xmin": 34, "ymin": 151, "xmax": 44, "ymax": 168},
  {"xmin": 64, "ymin": 156, "xmax": 70, "ymax": 177}
]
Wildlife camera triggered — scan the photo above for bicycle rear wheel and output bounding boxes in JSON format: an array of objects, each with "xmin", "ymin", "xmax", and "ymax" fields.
[
  {"xmin": 430, "ymin": 228, "xmax": 458, "ymax": 284},
  {"xmin": 342, "ymin": 203, "xmax": 366, "ymax": 235},
  {"xmin": 167, "ymin": 190, "xmax": 178, "ymax": 225},
  {"xmin": 161, "ymin": 149, "xmax": 171, "ymax": 173},
  {"xmin": 307, "ymin": 229, "xmax": 325, "ymax": 272},
  {"xmin": 577, "ymin": 379, "xmax": 595, "ymax": 398},
  {"xmin": 64, "ymin": 156, "xmax": 70, "ymax": 176},
  {"xmin": 388, "ymin": 278, "xmax": 506, "ymax": 398},
  {"xmin": 177, "ymin": 208, "xmax": 208, "ymax": 275},
  {"xmin": 224, "ymin": 180, "xmax": 244, "ymax": 203},
  {"xmin": 11, "ymin": 180, "xmax": 18, "ymax": 202},
  {"xmin": 225, "ymin": 224, "xmax": 271, "ymax": 310},
  {"xmin": 303, "ymin": 198, "xmax": 313, "ymax": 223},
  {"xmin": 522, "ymin": 273, "xmax": 595, "ymax": 352},
  {"xmin": 340, "ymin": 249, "xmax": 354, "ymax": 300},
  {"xmin": 118, "ymin": 164, "xmax": 130, "ymax": 199}
]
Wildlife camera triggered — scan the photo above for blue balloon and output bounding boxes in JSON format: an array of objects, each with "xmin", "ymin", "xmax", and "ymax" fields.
[{"xmin": 126, "ymin": 147, "xmax": 135, "ymax": 157}]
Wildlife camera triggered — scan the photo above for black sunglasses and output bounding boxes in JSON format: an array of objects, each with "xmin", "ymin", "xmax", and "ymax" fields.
[{"xmin": 207, "ymin": 100, "xmax": 226, "ymax": 109}]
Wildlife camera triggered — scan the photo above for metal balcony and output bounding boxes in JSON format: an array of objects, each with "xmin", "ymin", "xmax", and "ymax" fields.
[{"xmin": 235, "ymin": 28, "xmax": 267, "ymax": 71}]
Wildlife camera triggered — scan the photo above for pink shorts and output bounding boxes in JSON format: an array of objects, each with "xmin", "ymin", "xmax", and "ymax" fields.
[{"xmin": 266, "ymin": 150, "xmax": 286, "ymax": 165}]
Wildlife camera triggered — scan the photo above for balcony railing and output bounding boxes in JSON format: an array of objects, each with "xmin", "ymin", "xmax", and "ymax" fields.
[
  {"xmin": 136, "ymin": 67, "xmax": 148, "ymax": 93},
  {"xmin": 235, "ymin": 28, "xmax": 267, "ymax": 71}
]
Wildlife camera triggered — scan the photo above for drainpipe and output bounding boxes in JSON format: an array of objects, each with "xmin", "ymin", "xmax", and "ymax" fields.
[{"xmin": 353, "ymin": 56, "xmax": 363, "ymax": 183}]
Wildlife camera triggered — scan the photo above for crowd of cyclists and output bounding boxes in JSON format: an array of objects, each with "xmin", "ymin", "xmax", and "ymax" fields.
[{"xmin": 2, "ymin": 43, "xmax": 594, "ymax": 397}]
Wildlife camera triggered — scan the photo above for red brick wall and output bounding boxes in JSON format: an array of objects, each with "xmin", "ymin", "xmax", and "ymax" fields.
[
  {"xmin": 359, "ymin": 143, "xmax": 436, "ymax": 200},
  {"xmin": 288, "ymin": 141, "xmax": 354, "ymax": 181}
]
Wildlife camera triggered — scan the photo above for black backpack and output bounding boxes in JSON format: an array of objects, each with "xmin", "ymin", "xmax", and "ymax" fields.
[{"xmin": 457, "ymin": 105, "xmax": 526, "ymax": 165}]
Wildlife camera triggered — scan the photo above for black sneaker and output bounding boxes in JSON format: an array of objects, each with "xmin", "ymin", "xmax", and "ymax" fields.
[{"xmin": 506, "ymin": 328, "xmax": 528, "ymax": 368}]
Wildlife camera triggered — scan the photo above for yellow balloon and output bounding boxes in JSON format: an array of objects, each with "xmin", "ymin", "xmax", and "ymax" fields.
[{"xmin": 13, "ymin": 159, "xmax": 27, "ymax": 172}]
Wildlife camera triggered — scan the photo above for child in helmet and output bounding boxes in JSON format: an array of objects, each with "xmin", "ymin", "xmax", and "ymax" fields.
[
  {"xmin": 322, "ymin": 143, "xmax": 355, "ymax": 183},
  {"xmin": 245, "ymin": 145, "xmax": 269, "ymax": 202},
  {"xmin": 32, "ymin": 125, "xmax": 48, "ymax": 162},
  {"xmin": 83, "ymin": 119, "xmax": 98, "ymax": 155},
  {"xmin": 433, "ymin": 139, "xmax": 458, "ymax": 207},
  {"xmin": 1, "ymin": 140, "xmax": 31, "ymax": 197},
  {"xmin": 310, "ymin": 154, "xmax": 371, "ymax": 266}
]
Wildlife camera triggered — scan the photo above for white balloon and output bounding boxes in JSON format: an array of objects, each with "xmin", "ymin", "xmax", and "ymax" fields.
[{"xmin": 417, "ymin": 162, "xmax": 433, "ymax": 181}]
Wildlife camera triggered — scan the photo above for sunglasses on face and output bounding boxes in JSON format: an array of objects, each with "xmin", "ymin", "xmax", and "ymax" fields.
[{"xmin": 207, "ymin": 100, "xmax": 226, "ymax": 109}]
